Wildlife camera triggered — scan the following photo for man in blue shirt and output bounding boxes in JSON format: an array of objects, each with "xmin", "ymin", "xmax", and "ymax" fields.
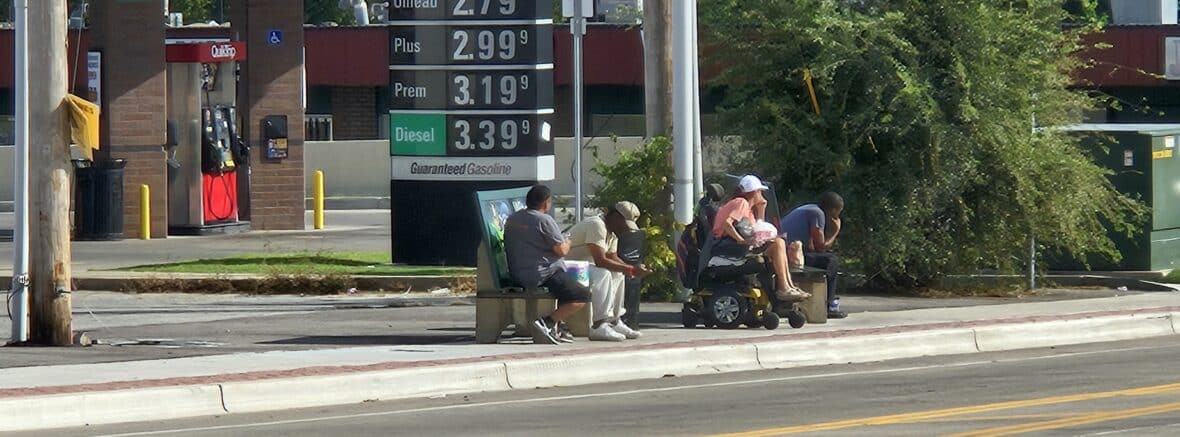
[{"xmin": 780, "ymin": 192, "xmax": 846, "ymax": 319}]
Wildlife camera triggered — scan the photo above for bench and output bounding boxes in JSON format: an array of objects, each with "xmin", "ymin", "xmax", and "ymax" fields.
[
  {"xmin": 790, "ymin": 265, "xmax": 829, "ymax": 324},
  {"xmin": 472, "ymin": 188, "xmax": 591, "ymax": 344}
]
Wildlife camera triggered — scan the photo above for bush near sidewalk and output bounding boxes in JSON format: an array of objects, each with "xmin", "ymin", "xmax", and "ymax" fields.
[
  {"xmin": 701, "ymin": 0, "xmax": 1146, "ymax": 291},
  {"xmin": 589, "ymin": 137, "xmax": 679, "ymax": 301}
]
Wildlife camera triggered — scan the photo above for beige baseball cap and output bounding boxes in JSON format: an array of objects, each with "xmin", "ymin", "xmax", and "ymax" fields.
[{"xmin": 613, "ymin": 201, "xmax": 641, "ymax": 231}]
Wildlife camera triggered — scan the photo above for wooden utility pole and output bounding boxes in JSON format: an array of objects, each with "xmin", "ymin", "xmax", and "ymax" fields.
[
  {"xmin": 28, "ymin": 0, "xmax": 72, "ymax": 346},
  {"xmin": 643, "ymin": 0, "xmax": 673, "ymax": 138}
]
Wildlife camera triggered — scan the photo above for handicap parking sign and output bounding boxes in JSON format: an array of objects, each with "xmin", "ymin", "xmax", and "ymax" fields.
[{"xmin": 267, "ymin": 30, "xmax": 283, "ymax": 46}]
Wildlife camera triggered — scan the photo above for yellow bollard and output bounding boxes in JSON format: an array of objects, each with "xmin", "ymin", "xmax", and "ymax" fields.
[
  {"xmin": 139, "ymin": 184, "xmax": 150, "ymax": 240},
  {"xmin": 313, "ymin": 170, "xmax": 325, "ymax": 230}
]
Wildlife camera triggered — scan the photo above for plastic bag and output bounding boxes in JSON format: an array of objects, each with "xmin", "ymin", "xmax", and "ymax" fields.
[{"xmin": 749, "ymin": 220, "xmax": 779, "ymax": 248}]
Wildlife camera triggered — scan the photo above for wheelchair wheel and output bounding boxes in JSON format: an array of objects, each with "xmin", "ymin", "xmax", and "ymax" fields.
[
  {"xmin": 706, "ymin": 291, "xmax": 748, "ymax": 329},
  {"xmin": 681, "ymin": 307, "xmax": 698, "ymax": 328},
  {"xmin": 787, "ymin": 310, "xmax": 806, "ymax": 329},
  {"xmin": 761, "ymin": 311, "xmax": 780, "ymax": 330}
]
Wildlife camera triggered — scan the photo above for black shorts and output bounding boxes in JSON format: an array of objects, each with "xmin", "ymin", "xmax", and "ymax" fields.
[{"xmin": 541, "ymin": 271, "xmax": 592, "ymax": 304}]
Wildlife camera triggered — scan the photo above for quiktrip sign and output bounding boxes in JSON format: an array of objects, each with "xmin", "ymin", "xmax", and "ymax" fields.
[{"xmin": 165, "ymin": 42, "xmax": 248, "ymax": 63}]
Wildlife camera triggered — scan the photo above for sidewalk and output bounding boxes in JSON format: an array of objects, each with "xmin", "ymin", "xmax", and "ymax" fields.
[{"xmin": 1, "ymin": 289, "xmax": 1177, "ymax": 431}]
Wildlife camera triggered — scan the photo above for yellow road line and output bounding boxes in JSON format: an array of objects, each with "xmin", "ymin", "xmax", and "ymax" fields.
[
  {"xmin": 945, "ymin": 400, "xmax": 1180, "ymax": 437},
  {"xmin": 911, "ymin": 413, "xmax": 1083, "ymax": 424},
  {"xmin": 709, "ymin": 382, "xmax": 1180, "ymax": 437}
]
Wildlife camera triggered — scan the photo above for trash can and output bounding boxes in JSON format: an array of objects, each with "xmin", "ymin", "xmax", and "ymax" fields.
[
  {"xmin": 617, "ymin": 229, "xmax": 646, "ymax": 328},
  {"xmin": 74, "ymin": 158, "xmax": 126, "ymax": 241}
]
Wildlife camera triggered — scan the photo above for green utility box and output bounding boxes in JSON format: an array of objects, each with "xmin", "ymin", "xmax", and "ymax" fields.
[{"xmin": 1054, "ymin": 124, "xmax": 1180, "ymax": 271}]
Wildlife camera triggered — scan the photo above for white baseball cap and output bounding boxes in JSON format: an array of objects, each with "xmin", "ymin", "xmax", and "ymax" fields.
[
  {"xmin": 613, "ymin": 201, "xmax": 641, "ymax": 231},
  {"xmin": 738, "ymin": 175, "xmax": 770, "ymax": 193}
]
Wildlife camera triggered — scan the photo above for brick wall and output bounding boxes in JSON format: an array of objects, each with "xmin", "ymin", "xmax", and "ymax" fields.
[
  {"xmin": 330, "ymin": 86, "xmax": 377, "ymax": 140},
  {"xmin": 232, "ymin": 0, "xmax": 306, "ymax": 231},
  {"xmin": 89, "ymin": 0, "xmax": 167, "ymax": 239}
]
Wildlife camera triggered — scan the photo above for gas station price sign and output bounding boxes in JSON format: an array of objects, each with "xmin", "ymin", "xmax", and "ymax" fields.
[
  {"xmin": 388, "ymin": 0, "xmax": 554, "ymax": 182},
  {"xmin": 386, "ymin": 0, "xmax": 552, "ymax": 21}
]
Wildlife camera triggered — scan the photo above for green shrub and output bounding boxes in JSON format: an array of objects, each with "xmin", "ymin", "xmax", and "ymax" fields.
[
  {"xmin": 701, "ymin": 0, "xmax": 1147, "ymax": 290},
  {"xmin": 589, "ymin": 137, "xmax": 679, "ymax": 301}
]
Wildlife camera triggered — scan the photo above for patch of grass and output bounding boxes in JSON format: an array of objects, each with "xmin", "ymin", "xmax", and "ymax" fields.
[
  {"xmin": 115, "ymin": 251, "xmax": 474, "ymax": 277},
  {"xmin": 121, "ymin": 272, "xmax": 357, "ymax": 295},
  {"xmin": 1162, "ymin": 270, "xmax": 1180, "ymax": 284}
]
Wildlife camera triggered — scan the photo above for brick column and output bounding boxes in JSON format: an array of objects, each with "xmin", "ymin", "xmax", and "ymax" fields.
[
  {"xmin": 231, "ymin": 0, "xmax": 306, "ymax": 230},
  {"xmin": 88, "ymin": 0, "xmax": 168, "ymax": 239}
]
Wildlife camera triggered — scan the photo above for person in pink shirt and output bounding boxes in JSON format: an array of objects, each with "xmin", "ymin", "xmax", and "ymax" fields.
[{"xmin": 710, "ymin": 175, "xmax": 809, "ymax": 301}]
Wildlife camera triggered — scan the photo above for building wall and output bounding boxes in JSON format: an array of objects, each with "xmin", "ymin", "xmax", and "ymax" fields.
[
  {"xmin": 304, "ymin": 140, "xmax": 390, "ymax": 198},
  {"xmin": 330, "ymin": 87, "xmax": 377, "ymax": 140}
]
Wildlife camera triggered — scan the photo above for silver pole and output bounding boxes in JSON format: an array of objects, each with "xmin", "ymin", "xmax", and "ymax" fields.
[
  {"xmin": 1029, "ymin": 111, "xmax": 1036, "ymax": 291},
  {"xmin": 671, "ymin": 0, "xmax": 695, "ymax": 224},
  {"xmin": 689, "ymin": 0, "xmax": 703, "ymax": 199},
  {"xmin": 1029, "ymin": 236, "xmax": 1036, "ymax": 290},
  {"xmin": 10, "ymin": 0, "xmax": 29, "ymax": 343},
  {"xmin": 572, "ymin": 0, "xmax": 586, "ymax": 223}
]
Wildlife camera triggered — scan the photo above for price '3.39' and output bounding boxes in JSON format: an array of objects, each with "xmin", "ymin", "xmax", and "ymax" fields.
[{"xmin": 454, "ymin": 119, "xmax": 531, "ymax": 150}]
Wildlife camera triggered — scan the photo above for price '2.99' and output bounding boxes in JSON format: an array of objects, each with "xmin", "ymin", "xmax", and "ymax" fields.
[
  {"xmin": 452, "ymin": 29, "xmax": 528, "ymax": 62},
  {"xmin": 454, "ymin": 119, "xmax": 531, "ymax": 150}
]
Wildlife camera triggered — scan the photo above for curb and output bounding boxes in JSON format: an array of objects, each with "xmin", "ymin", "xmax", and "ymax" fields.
[
  {"xmin": 0, "ymin": 274, "xmax": 473, "ymax": 293},
  {"xmin": 0, "ymin": 308, "xmax": 1176, "ymax": 431}
]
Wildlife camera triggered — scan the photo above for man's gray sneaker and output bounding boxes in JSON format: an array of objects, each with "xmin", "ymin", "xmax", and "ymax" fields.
[
  {"xmin": 558, "ymin": 322, "xmax": 575, "ymax": 343},
  {"xmin": 531, "ymin": 317, "xmax": 560, "ymax": 345}
]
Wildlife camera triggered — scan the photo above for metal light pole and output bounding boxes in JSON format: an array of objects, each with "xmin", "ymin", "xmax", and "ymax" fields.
[
  {"xmin": 689, "ymin": 0, "xmax": 703, "ymax": 199},
  {"xmin": 9, "ymin": 0, "xmax": 29, "ymax": 344},
  {"xmin": 571, "ymin": 0, "xmax": 587, "ymax": 222},
  {"xmin": 671, "ymin": 0, "xmax": 696, "ymax": 225}
]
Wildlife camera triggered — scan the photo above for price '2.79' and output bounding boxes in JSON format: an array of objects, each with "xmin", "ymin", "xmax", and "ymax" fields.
[{"xmin": 452, "ymin": 0, "xmax": 517, "ymax": 16}]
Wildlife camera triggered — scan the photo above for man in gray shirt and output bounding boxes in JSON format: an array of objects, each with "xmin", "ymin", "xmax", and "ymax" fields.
[{"xmin": 504, "ymin": 185, "xmax": 591, "ymax": 344}]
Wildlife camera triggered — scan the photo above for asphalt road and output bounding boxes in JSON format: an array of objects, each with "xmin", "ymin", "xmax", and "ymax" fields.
[{"xmin": 21, "ymin": 337, "xmax": 1180, "ymax": 437}]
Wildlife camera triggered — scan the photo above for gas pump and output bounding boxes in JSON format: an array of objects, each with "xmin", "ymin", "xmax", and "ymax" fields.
[{"xmin": 165, "ymin": 41, "xmax": 250, "ymax": 235}]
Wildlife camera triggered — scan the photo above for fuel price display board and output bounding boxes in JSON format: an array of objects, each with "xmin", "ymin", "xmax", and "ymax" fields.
[{"xmin": 388, "ymin": 0, "xmax": 555, "ymax": 181}]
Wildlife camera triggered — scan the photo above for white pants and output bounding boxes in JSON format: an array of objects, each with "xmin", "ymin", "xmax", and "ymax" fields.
[{"xmin": 589, "ymin": 265, "xmax": 626, "ymax": 324}]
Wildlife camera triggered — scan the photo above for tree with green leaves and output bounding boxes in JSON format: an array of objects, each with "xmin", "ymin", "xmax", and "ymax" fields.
[
  {"xmin": 306, "ymin": 0, "xmax": 357, "ymax": 25},
  {"xmin": 165, "ymin": 0, "xmax": 356, "ymax": 26},
  {"xmin": 169, "ymin": 0, "xmax": 215, "ymax": 23},
  {"xmin": 699, "ymin": 0, "xmax": 1145, "ymax": 290}
]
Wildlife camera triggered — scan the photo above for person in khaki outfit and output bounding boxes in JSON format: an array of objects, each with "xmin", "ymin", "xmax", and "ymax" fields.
[{"xmin": 565, "ymin": 201, "xmax": 651, "ymax": 341}]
